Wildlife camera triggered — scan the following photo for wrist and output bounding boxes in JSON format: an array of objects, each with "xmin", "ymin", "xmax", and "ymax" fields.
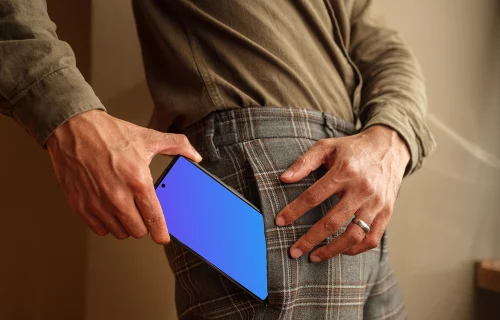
[
  {"xmin": 46, "ymin": 122, "xmax": 66, "ymax": 154},
  {"xmin": 46, "ymin": 109, "xmax": 105, "ymax": 153},
  {"xmin": 362, "ymin": 125, "xmax": 411, "ymax": 169}
]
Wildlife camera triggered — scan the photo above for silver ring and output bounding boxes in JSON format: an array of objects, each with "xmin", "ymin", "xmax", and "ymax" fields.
[{"xmin": 352, "ymin": 217, "xmax": 371, "ymax": 234}]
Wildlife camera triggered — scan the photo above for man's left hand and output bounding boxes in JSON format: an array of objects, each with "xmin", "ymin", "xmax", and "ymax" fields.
[{"xmin": 275, "ymin": 125, "xmax": 410, "ymax": 262}]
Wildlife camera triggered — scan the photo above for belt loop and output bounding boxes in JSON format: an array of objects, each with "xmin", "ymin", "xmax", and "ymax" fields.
[
  {"xmin": 200, "ymin": 114, "xmax": 221, "ymax": 162},
  {"xmin": 322, "ymin": 112, "xmax": 335, "ymax": 138}
]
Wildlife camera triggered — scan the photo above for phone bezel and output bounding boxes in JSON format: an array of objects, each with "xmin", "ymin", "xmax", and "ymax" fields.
[{"xmin": 154, "ymin": 155, "xmax": 269, "ymax": 303}]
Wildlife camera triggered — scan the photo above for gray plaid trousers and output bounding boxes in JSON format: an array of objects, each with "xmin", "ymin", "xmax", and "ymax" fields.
[{"xmin": 164, "ymin": 107, "xmax": 406, "ymax": 320}]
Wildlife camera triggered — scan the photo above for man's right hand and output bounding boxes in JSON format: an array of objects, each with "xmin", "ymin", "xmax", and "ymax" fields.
[{"xmin": 46, "ymin": 109, "xmax": 202, "ymax": 244}]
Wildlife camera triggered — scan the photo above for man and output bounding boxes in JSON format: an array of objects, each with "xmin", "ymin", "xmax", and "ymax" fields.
[{"xmin": 1, "ymin": 0, "xmax": 436, "ymax": 319}]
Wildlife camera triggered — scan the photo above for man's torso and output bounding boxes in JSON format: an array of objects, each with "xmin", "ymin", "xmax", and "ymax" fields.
[{"xmin": 132, "ymin": 0, "xmax": 360, "ymax": 132}]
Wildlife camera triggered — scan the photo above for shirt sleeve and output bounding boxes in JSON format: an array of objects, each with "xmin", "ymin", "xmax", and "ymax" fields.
[
  {"xmin": 0, "ymin": 0, "xmax": 105, "ymax": 147},
  {"xmin": 348, "ymin": 0, "xmax": 436, "ymax": 175}
]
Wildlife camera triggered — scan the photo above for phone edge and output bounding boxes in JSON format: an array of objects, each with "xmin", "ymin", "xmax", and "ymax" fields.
[
  {"xmin": 153, "ymin": 155, "xmax": 269, "ymax": 304},
  {"xmin": 183, "ymin": 157, "xmax": 262, "ymax": 213},
  {"xmin": 153, "ymin": 155, "xmax": 180, "ymax": 189}
]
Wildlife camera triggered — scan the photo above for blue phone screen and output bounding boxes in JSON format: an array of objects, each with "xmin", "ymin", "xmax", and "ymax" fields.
[{"xmin": 155, "ymin": 156, "xmax": 268, "ymax": 301}]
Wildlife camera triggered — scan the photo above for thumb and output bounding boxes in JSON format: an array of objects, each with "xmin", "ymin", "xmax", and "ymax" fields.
[
  {"xmin": 150, "ymin": 132, "xmax": 202, "ymax": 162},
  {"xmin": 280, "ymin": 140, "xmax": 332, "ymax": 183}
]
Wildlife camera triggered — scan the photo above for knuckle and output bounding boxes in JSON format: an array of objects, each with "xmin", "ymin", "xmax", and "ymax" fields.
[
  {"xmin": 129, "ymin": 171, "xmax": 151, "ymax": 192},
  {"xmin": 316, "ymin": 138, "xmax": 332, "ymax": 149},
  {"xmin": 316, "ymin": 139, "xmax": 328, "ymax": 147},
  {"xmin": 340, "ymin": 160, "xmax": 357, "ymax": 175},
  {"xmin": 337, "ymin": 201, "xmax": 354, "ymax": 214},
  {"xmin": 359, "ymin": 178, "xmax": 375, "ymax": 196},
  {"xmin": 299, "ymin": 236, "xmax": 317, "ymax": 250},
  {"xmin": 366, "ymin": 237, "xmax": 380, "ymax": 249},
  {"xmin": 323, "ymin": 215, "xmax": 342, "ymax": 232},
  {"xmin": 121, "ymin": 158, "xmax": 139, "ymax": 174},
  {"xmin": 302, "ymin": 189, "xmax": 323, "ymax": 206},
  {"xmin": 113, "ymin": 209, "xmax": 130, "ymax": 220},
  {"xmin": 295, "ymin": 153, "xmax": 317, "ymax": 171},
  {"xmin": 144, "ymin": 130, "xmax": 163, "ymax": 151},
  {"xmin": 350, "ymin": 229, "xmax": 365, "ymax": 244},
  {"xmin": 145, "ymin": 215, "xmax": 163, "ymax": 229},
  {"xmin": 108, "ymin": 189, "xmax": 129, "ymax": 209},
  {"xmin": 172, "ymin": 134, "xmax": 190, "ymax": 146},
  {"xmin": 373, "ymin": 194, "xmax": 384, "ymax": 207},
  {"xmin": 102, "ymin": 218, "xmax": 116, "ymax": 229},
  {"xmin": 151, "ymin": 133, "xmax": 191, "ymax": 154},
  {"xmin": 383, "ymin": 203, "xmax": 393, "ymax": 215},
  {"xmin": 294, "ymin": 155, "xmax": 308, "ymax": 168}
]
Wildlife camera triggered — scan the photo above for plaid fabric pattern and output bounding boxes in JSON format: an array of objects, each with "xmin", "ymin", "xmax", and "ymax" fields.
[{"xmin": 165, "ymin": 107, "xmax": 406, "ymax": 320}]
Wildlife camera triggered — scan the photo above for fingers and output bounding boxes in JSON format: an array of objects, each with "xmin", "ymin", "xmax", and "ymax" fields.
[
  {"xmin": 309, "ymin": 221, "xmax": 366, "ymax": 262},
  {"xmin": 111, "ymin": 202, "xmax": 149, "ymax": 239},
  {"xmin": 50, "ymin": 115, "xmax": 179, "ymax": 243},
  {"xmin": 79, "ymin": 212, "xmax": 109, "ymax": 236},
  {"xmin": 287, "ymin": 196, "xmax": 358, "ymax": 259},
  {"xmin": 94, "ymin": 210, "xmax": 130, "ymax": 240},
  {"xmin": 274, "ymin": 130, "xmax": 401, "ymax": 262},
  {"xmin": 280, "ymin": 139, "xmax": 333, "ymax": 183},
  {"xmin": 275, "ymin": 172, "xmax": 342, "ymax": 226},
  {"xmin": 343, "ymin": 213, "xmax": 387, "ymax": 256},
  {"xmin": 77, "ymin": 174, "xmax": 160, "ymax": 241},
  {"xmin": 85, "ymin": 183, "xmax": 148, "ymax": 239},
  {"xmin": 70, "ymin": 199, "xmax": 124, "ymax": 238},
  {"xmin": 309, "ymin": 209, "xmax": 384, "ymax": 262},
  {"xmin": 149, "ymin": 131, "xmax": 202, "ymax": 163},
  {"xmin": 135, "ymin": 182, "xmax": 170, "ymax": 244}
]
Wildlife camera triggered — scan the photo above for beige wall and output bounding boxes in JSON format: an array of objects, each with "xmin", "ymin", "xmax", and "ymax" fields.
[
  {"xmin": 378, "ymin": 1, "xmax": 500, "ymax": 319},
  {"xmin": 0, "ymin": 1, "xmax": 91, "ymax": 319}
]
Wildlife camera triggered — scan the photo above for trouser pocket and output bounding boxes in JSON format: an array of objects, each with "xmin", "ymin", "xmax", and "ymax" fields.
[
  {"xmin": 164, "ymin": 145, "xmax": 266, "ymax": 319},
  {"xmin": 242, "ymin": 137, "xmax": 340, "ymax": 310}
]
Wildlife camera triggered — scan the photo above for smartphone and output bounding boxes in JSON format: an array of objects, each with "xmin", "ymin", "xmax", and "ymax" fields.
[{"xmin": 154, "ymin": 155, "xmax": 268, "ymax": 302}]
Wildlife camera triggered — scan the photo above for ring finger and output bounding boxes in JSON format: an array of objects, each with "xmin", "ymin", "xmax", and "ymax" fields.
[
  {"xmin": 343, "ymin": 212, "xmax": 387, "ymax": 256},
  {"xmin": 289, "ymin": 196, "xmax": 358, "ymax": 259},
  {"xmin": 93, "ymin": 209, "xmax": 130, "ymax": 240},
  {"xmin": 80, "ymin": 212, "xmax": 109, "ymax": 236},
  {"xmin": 309, "ymin": 209, "xmax": 375, "ymax": 262}
]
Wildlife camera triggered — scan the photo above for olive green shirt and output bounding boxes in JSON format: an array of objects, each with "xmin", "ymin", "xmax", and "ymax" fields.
[{"xmin": 0, "ymin": 0, "xmax": 435, "ymax": 174}]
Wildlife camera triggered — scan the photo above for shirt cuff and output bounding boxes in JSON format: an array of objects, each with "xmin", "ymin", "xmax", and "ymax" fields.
[
  {"xmin": 361, "ymin": 104, "xmax": 437, "ymax": 176},
  {"xmin": 11, "ymin": 67, "xmax": 106, "ymax": 147}
]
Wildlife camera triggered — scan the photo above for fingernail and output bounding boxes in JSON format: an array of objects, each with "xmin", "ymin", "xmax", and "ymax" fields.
[
  {"xmin": 193, "ymin": 151, "xmax": 203, "ymax": 162},
  {"xmin": 310, "ymin": 255, "xmax": 321, "ymax": 263},
  {"xmin": 290, "ymin": 248, "xmax": 303, "ymax": 259},
  {"xmin": 275, "ymin": 215, "xmax": 286, "ymax": 226},
  {"xmin": 281, "ymin": 170, "xmax": 294, "ymax": 179}
]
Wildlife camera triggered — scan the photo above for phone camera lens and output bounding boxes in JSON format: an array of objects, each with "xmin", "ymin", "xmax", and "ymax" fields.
[{"xmin": 161, "ymin": 184, "xmax": 166, "ymax": 188}]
